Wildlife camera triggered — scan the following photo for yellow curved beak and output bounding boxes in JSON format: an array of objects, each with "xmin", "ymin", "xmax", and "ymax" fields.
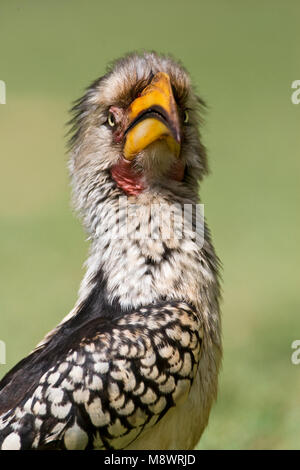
[{"xmin": 123, "ymin": 72, "xmax": 181, "ymax": 160}]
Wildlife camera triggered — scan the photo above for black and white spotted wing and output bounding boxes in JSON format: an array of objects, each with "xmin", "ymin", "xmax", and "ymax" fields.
[{"xmin": 0, "ymin": 301, "xmax": 202, "ymax": 450}]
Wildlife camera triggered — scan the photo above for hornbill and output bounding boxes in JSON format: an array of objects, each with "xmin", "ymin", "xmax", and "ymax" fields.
[{"xmin": 0, "ymin": 52, "xmax": 222, "ymax": 450}]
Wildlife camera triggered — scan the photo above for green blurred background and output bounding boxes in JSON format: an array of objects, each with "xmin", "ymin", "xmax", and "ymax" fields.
[{"xmin": 0, "ymin": 0, "xmax": 299, "ymax": 449}]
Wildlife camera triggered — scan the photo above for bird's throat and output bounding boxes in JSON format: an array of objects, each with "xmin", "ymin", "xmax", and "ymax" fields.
[
  {"xmin": 111, "ymin": 158, "xmax": 185, "ymax": 196},
  {"xmin": 110, "ymin": 159, "xmax": 145, "ymax": 196}
]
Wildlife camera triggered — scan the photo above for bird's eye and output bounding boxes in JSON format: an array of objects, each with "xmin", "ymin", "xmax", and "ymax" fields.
[
  {"xmin": 107, "ymin": 111, "xmax": 116, "ymax": 127},
  {"xmin": 183, "ymin": 110, "xmax": 189, "ymax": 124}
]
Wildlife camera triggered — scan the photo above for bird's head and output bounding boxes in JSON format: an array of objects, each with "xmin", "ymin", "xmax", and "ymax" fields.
[{"xmin": 69, "ymin": 52, "xmax": 208, "ymax": 220}]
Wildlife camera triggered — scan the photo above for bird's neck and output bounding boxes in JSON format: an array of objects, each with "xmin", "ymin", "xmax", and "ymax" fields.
[
  {"xmin": 35, "ymin": 180, "xmax": 221, "ymax": 359},
  {"xmin": 75, "ymin": 185, "xmax": 211, "ymax": 313}
]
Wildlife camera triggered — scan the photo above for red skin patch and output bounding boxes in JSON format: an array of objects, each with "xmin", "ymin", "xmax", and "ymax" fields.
[
  {"xmin": 111, "ymin": 159, "xmax": 145, "ymax": 196},
  {"xmin": 110, "ymin": 158, "xmax": 185, "ymax": 196}
]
